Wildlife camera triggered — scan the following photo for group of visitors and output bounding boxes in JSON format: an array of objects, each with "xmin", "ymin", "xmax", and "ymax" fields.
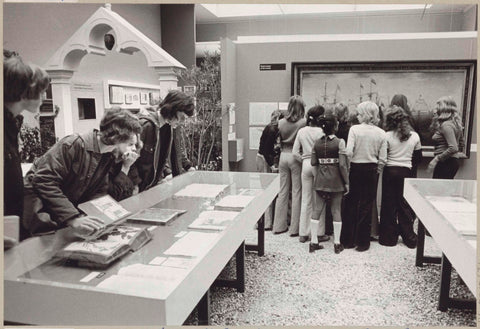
[
  {"xmin": 257, "ymin": 93, "xmax": 465, "ymax": 254},
  {"xmin": 3, "ymin": 51, "xmax": 195, "ymax": 247}
]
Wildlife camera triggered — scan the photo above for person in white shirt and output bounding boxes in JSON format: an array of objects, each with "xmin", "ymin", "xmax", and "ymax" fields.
[
  {"xmin": 292, "ymin": 105, "xmax": 326, "ymax": 243},
  {"xmin": 379, "ymin": 106, "xmax": 421, "ymax": 248},
  {"xmin": 342, "ymin": 101, "xmax": 387, "ymax": 252}
]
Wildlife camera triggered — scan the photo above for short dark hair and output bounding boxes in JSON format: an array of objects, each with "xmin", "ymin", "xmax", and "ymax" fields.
[
  {"xmin": 306, "ymin": 105, "xmax": 325, "ymax": 127},
  {"xmin": 4, "ymin": 56, "xmax": 50, "ymax": 103},
  {"xmin": 99, "ymin": 107, "xmax": 142, "ymax": 145},
  {"xmin": 158, "ymin": 90, "xmax": 195, "ymax": 120},
  {"xmin": 317, "ymin": 111, "xmax": 338, "ymax": 136}
]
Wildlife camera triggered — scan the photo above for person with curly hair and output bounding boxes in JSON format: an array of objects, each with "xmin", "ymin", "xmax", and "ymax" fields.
[
  {"xmin": 379, "ymin": 106, "xmax": 422, "ymax": 248},
  {"xmin": 22, "ymin": 107, "xmax": 142, "ymax": 238},
  {"xmin": 428, "ymin": 96, "xmax": 465, "ymax": 179},
  {"xmin": 3, "ymin": 51, "xmax": 50, "ymax": 244}
]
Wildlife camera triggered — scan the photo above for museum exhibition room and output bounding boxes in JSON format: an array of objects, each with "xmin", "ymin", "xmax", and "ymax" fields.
[{"xmin": 2, "ymin": 2, "xmax": 477, "ymax": 326}]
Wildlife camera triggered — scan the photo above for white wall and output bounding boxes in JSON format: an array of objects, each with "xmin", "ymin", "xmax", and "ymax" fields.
[{"xmin": 198, "ymin": 11, "xmax": 471, "ymax": 42}]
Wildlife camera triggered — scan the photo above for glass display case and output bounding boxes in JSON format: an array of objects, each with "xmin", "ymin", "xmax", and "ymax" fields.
[
  {"xmin": 404, "ymin": 178, "xmax": 476, "ymax": 310},
  {"xmin": 4, "ymin": 171, "xmax": 279, "ymax": 325}
]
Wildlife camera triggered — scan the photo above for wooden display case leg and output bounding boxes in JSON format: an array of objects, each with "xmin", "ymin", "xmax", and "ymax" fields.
[
  {"xmin": 438, "ymin": 253, "xmax": 452, "ymax": 311},
  {"xmin": 197, "ymin": 290, "xmax": 210, "ymax": 325},
  {"xmin": 416, "ymin": 220, "xmax": 426, "ymax": 267},
  {"xmin": 246, "ymin": 214, "xmax": 265, "ymax": 256},
  {"xmin": 416, "ymin": 220, "xmax": 441, "ymax": 266},
  {"xmin": 236, "ymin": 241, "xmax": 245, "ymax": 293},
  {"xmin": 437, "ymin": 254, "xmax": 476, "ymax": 311},
  {"xmin": 214, "ymin": 242, "xmax": 246, "ymax": 293}
]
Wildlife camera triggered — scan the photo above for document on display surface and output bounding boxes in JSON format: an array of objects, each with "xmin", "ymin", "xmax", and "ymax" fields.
[
  {"xmin": 214, "ymin": 195, "xmax": 255, "ymax": 212},
  {"xmin": 163, "ymin": 231, "xmax": 219, "ymax": 257},
  {"xmin": 174, "ymin": 183, "xmax": 229, "ymax": 199},
  {"xmin": 128, "ymin": 208, "xmax": 186, "ymax": 225},
  {"xmin": 188, "ymin": 210, "xmax": 239, "ymax": 231},
  {"xmin": 425, "ymin": 195, "xmax": 477, "ymax": 236}
]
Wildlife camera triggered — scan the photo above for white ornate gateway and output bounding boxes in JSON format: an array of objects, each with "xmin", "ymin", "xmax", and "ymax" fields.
[{"xmin": 45, "ymin": 3, "xmax": 185, "ymax": 137}]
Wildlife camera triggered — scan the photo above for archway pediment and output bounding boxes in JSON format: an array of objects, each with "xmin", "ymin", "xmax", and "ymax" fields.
[{"xmin": 45, "ymin": 4, "xmax": 185, "ymax": 72}]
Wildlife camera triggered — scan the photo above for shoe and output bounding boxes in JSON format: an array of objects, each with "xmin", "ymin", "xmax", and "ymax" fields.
[
  {"xmin": 379, "ymin": 240, "xmax": 397, "ymax": 247},
  {"xmin": 290, "ymin": 233, "xmax": 299, "ymax": 237},
  {"xmin": 273, "ymin": 229, "xmax": 288, "ymax": 235},
  {"xmin": 403, "ymin": 237, "xmax": 417, "ymax": 249},
  {"xmin": 355, "ymin": 245, "xmax": 370, "ymax": 252},
  {"xmin": 265, "ymin": 227, "xmax": 272, "ymax": 231},
  {"xmin": 317, "ymin": 235, "xmax": 330, "ymax": 243},
  {"xmin": 309, "ymin": 243, "xmax": 324, "ymax": 253},
  {"xmin": 299, "ymin": 236, "xmax": 310, "ymax": 243},
  {"xmin": 334, "ymin": 243, "xmax": 344, "ymax": 254},
  {"xmin": 343, "ymin": 244, "xmax": 355, "ymax": 249}
]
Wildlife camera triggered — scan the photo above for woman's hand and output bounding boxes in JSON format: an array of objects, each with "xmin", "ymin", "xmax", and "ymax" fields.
[
  {"xmin": 427, "ymin": 156, "xmax": 439, "ymax": 173},
  {"xmin": 68, "ymin": 216, "xmax": 105, "ymax": 238},
  {"xmin": 344, "ymin": 184, "xmax": 349, "ymax": 195},
  {"xmin": 121, "ymin": 151, "xmax": 139, "ymax": 173}
]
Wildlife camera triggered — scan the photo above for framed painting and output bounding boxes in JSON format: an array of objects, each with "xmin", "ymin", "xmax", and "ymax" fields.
[
  {"xmin": 109, "ymin": 85, "xmax": 124, "ymax": 104},
  {"xmin": 292, "ymin": 61, "xmax": 476, "ymax": 157}
]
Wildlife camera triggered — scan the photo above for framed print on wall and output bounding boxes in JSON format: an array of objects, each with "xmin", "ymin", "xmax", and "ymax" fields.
[
  {"xmin": 125, "ymin": 92, "xmax": 133, "ymax": 104},
  {"xmin": 292, "ymin": 61, "xmax": 476, "ymax": 157},
  {"xmin": 140, "ymin": 92, "xmax": 148, "ymax": 104},
  {"xmin": 109, "ymin": 85, "xmax": 124, "ymax": 104},
  {"xmin": 149, "ymin": 91, "xmax": 161, "ymax": 106}
]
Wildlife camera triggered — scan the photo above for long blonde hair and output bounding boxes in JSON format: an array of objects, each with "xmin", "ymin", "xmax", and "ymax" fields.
[
  {"xmin": 430, "ymin": 96, "xmax": 463, "ymax": 131},
  {"xmin": 285, "ymin": 95, "xmax": 305, "ymax": 123}
]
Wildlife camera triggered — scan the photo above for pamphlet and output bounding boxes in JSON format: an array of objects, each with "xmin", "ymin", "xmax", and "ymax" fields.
[
  {"xmin": 188, "ymin": 210, "xmax": 238, "ymax": 231},
  {"xmin": 214, "ymin": 195, "xmax": 255, "ymax": 211},
  {"xmin": 128, "ymin": 208, "xmax": 186, "ymax": 225},
  {"xmin": 163, "ymin": 231, "xmax": 219, "ymax": 257},
  {"xmin": 174, "ymin": 183, "xmax": 229, "ymax": 199}
]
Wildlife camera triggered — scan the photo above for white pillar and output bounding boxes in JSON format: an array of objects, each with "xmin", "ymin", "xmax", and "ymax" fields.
[
  {"xmin": 155, "ymin": 67, "xmax": 179, "ymax": 99},
  {"xmin": 47, "ymin": 70, "xmax": 75, "ymax": 139}
]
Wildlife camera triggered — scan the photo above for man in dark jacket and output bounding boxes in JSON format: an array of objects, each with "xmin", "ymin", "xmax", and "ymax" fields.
[{"xmin": 23, "ymin": 107, "xmax": 141, "ymax": 238}]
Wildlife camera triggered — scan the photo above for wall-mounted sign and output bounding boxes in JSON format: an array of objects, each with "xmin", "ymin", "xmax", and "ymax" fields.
[{"xmin": 259, "ymin": 63, "xmax": 286, "ymax": 71}]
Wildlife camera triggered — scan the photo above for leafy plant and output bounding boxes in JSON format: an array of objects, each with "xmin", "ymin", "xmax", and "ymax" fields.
[
  {"xmin": 180, "ymin": 52, "xmax": 223, "ymax": 171},
  {"xmin": 19, "ymin": 125, "xmax": 43, "ymax": 163}
]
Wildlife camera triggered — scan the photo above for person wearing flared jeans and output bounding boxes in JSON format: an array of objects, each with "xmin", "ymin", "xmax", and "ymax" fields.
[
  {"xmin": 379, "ymin": 166, "xmax": 417, "ymax": 247},
  {"xmin": 299, "ymin": 159, "xmax": 323, "ymax": 238},
  {"xmin": 273, "ymin": 151, "xmax": 302, "ymax": 234},
  {"xmin": 341, "ymin": 163, "xmax": 378, "ymax": 249}
]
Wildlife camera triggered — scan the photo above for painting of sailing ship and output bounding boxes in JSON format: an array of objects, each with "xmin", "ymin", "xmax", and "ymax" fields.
[{"xmin": 292, "ymin": 61, "xmax": 476, "ymax": 156}]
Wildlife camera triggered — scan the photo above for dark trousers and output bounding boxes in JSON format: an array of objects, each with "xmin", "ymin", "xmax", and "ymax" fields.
[
  {"xmin": 379, "ymin": 166, "xmax": 417, "ymax": 246},
  {"xmin": 433, "ymin": 157, "xmax": 460, "ymax": 179},
  {"xmin": 341, "ymin": 163, "xmax": 378, "ymax": 248}
]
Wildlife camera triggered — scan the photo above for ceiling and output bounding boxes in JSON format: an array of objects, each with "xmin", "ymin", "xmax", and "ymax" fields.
[{"xmin": 195, "ymin": 4, "xmax": 475, "ymax": 24}]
